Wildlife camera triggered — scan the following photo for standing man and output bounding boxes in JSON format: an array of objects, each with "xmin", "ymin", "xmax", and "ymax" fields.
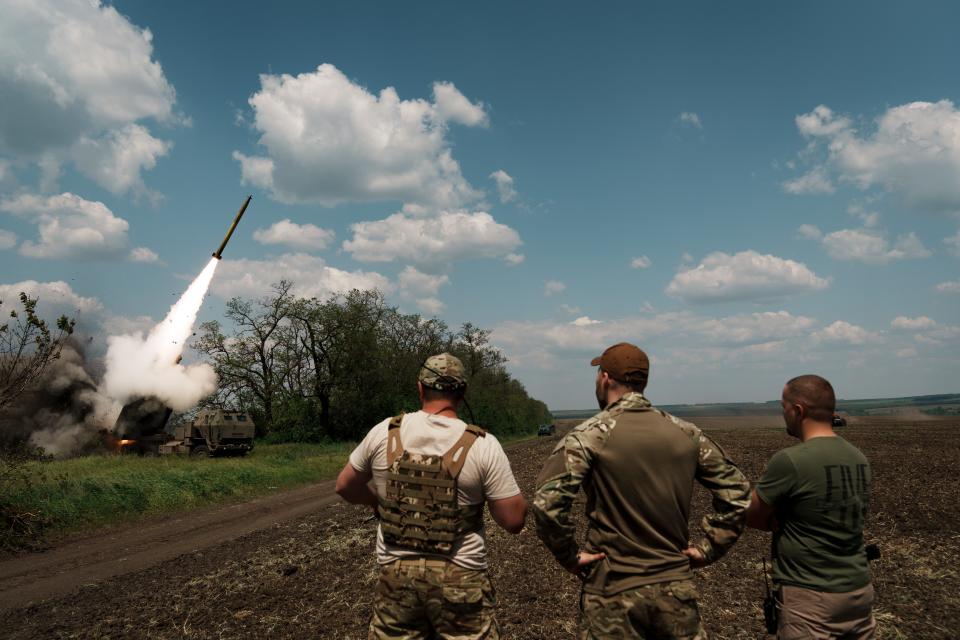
[
  {"xmin": 533, "ymin": 342, "xmax": 751, "ymax": 639},
  {"xmin": 336, "ymin": 353, "xmax": 527, "ymax": 640},
  {"xmin": 746, "ymin": 375, "xmax": 875, "ymax": 639}
]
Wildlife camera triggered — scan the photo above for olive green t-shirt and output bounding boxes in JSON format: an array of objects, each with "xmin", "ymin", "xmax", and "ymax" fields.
[{"xmin": 756, "ymin": 436, "xmax": 871, "ymax": 593}]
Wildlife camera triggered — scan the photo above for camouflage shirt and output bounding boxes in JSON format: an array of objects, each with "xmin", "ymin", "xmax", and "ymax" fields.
[{"xmin": 533, "ymin": 392, "xmax": 750, "ymax": 594}]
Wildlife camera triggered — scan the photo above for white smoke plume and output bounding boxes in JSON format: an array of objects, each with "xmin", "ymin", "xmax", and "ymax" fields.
[{"xmin": 101, "ymin": 258, "xmax": 219, "ymax": 411}]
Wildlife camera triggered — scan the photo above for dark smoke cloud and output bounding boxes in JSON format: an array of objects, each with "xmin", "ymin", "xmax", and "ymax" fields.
[{"xmin": 0, "ymin": 339, "xmax": 120, "ymax": 456}]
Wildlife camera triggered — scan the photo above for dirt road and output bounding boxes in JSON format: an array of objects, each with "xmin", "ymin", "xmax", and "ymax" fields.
[
  {"xmin": 0, "ymin": 432, "xmax": 557, "ymax": 613},
  {"xmin": 2, "ymin": 420, "xmax": 958, "ymax": 639},
  {"xmin": 0, "ymin": 478, "xmax": 340, "ymax": 610}
]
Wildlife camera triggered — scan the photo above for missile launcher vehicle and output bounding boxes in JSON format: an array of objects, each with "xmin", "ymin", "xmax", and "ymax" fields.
[{"xmin": 159, "ymin": 408, "xmax": 256, "ymax": 457}]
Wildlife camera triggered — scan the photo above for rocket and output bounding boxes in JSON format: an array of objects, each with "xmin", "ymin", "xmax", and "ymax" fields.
[{"xmin": 213, "ymin": 195, "xmax": 252, "ymax": 259}]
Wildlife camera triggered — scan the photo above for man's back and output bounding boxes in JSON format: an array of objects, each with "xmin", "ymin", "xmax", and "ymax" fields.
[
  {"xmin": 583, "ymin": 406, "xmax": 701, "ymax": 590},
  {"xmin": 535, "ymin": 392, "xmax": 750, "ymax": 596},
  {"xmin": 757, "ymin": 436, "xmax": 871, "ymax": 592},
  {"xmin": 350, "ymin": 410, "xmax": 520, "ymax": 570}
]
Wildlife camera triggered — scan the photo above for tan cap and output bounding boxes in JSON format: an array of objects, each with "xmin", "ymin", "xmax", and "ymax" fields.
[
  {"xmin": 419, "ymin": 353, "xmax": 468, "ymax": 390},
  {"xmin": 591, "ymin": 342, "xmax": 650, "ymax": 385}
]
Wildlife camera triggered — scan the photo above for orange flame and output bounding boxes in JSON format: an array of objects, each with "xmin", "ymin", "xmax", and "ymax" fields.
[{"xmin": 117, "ymin": 439, "xmax": 136, "ymax": 446}]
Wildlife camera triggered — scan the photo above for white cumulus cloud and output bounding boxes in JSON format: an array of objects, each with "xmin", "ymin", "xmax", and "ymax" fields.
[
  {"xmin": 489, "ymin": 169, "xmax": 517, "ymax": 203},
  {"xmin": 398, "ymin": 266, "xmax": 450, "ymax": 315},
  {"xmin": 0, "ymin": 0, "xmax": 179, "ymax": 196},
  {"xmin": 433, "ymin": 81, "xmax": 488, "ymax": 127},
  {"xmin": 234, "ymin": 64, "xmax": 486, "ymax": 207},
  {"xmin": 789, "ymin": 100, "xmax": 960, "ymax": 212},
  {"xmin": 0, "ymin": 192, "xmax": 132, "ymax": 260},
  {"xmin": 630, "ymin": 255, "xmax": 652, "ymax": 269},
  {"xmin": 252, "ymin": 219, "xmax": 335, "ymax": 251},
  {"xmin": 0, "ymin": 279, "xmax": 103, "ymax": 320},
  {"xmin": 820, "ymin": 228, "xmax": 932, "ymax": 265},
  {"xmin": 812, "ymin": 320, "xmax": 880, "ymax": 345},
  {"xmin": 797, "ymin": 224, "xmax": 823, "ymax": 240},
  {"xmin": 544, "ymin": 280, "xmax": 566, "ymax": 297},
  {"xmin": 492, "ymin": 310, "xmax": 817, "ymax": 370},
  {"xmin": 666, "ymin": 250, "xmax": 829, "ymax": 303},
  {"xmin": 678, "ymin": 112, "xmax": 702, "ymax": 129},
  {"xmin": 936, "ymin": 280, "xmax": 960, "ymax": 294},
  {"xmin": 128, "ymin": 246, "xmax": 160, "ymax": 263},
  {"xmin": 891, "ymin": 316, "xmax": 937, "ymax": 331},
  {"xmin": 783, "ymin": 167, "xmax": 835, "ymax": 194},
  {"xmin": 945, "ymin": 230, "xmax": 960, "ymax": 256},
  {"xmin": 571, "ymin": 316, "xmax": 602, "ymax": 326},
  {"xmin": 210, "ymin": 253, "xmax": 392, "ymax": 301},
  {"xmin": 503, "ymin": 253, "xmax": 525, "ymax": 266},
  {"xmin": 0, "ymin": 229, "xmax": 16, "ymax": 249},
  {"xmin": 72, "ymin": 124, "xmax": 171, "ymax": 199},
  {"xmin": 343, "ymin": 209, "xmax": 521, "ymax": 265}
]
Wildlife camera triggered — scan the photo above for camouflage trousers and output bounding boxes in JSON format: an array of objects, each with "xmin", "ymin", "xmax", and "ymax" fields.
[
  {"xmin": 369, "ymin": 557, "xmax": 499, "ymax": 640},
  {"xmin": 580, "ymin": 580, "xmax": 707, "ymax": 640}
]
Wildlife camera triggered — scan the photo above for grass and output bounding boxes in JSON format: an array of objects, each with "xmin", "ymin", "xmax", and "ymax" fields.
[
  {"xmin": 1, "ymin": 426, "xmax": 540, "ymax": 551},
  {"xmin": 1, "ymin": 442, "xmax": 354, "ymax": 549}
]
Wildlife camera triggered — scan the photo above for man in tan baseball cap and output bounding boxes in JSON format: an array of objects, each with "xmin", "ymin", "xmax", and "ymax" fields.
[{"xmin": 533, "ymin": 342, "xmax": 750, "ymax": 639}]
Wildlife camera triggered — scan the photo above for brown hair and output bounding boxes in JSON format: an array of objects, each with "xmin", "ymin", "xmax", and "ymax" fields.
[
  {"xmin": 784, "ymin": 374, "xmax": 836, "ymax": 422},
  {"xmin": 602, "ymin": 368, "xmax": 647, "ymax": 393}
]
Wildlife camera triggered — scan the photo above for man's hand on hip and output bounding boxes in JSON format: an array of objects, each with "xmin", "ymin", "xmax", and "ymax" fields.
[
  {"xmin": 682, "ymin": 544, "xmax": 708, "ymax": 568},
  {"xmin": 564, "ymin": 551, "xmax": 606, "ymax": 577}
]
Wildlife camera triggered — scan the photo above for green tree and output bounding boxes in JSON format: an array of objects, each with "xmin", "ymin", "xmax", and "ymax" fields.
[{"xmin": 0, "ymin": 292, "xmax": 75, "ymax": 412}]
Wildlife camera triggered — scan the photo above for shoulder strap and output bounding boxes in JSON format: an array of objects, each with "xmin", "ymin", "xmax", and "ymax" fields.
[
  {"xmin": 386, "ymin": 414, "xmax": 405, "ymax": 466},
  {"xmin": 442, "ymin": 424, "xmax": 485, "ymax": 479}
]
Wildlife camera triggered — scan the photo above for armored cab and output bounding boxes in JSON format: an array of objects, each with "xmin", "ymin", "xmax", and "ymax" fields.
[{"xmin": 159, "ymin": 409, "xmax": 255, "ymax": 457}]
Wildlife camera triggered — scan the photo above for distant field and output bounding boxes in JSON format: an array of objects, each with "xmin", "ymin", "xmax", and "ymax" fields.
[{"xmin": 552, "ymin": 392, "xmax": 960, "ymax": 421}]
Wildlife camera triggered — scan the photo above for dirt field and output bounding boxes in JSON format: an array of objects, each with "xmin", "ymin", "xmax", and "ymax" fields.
[{"xmin": 1, "ymin": 418, "xmax": 957, "ymax": 639}]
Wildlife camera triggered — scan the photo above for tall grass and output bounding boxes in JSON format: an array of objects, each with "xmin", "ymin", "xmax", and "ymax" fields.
[
  {"xmin": 1, "ymin": 426, "xmax": 539, "ymax": 551},
  {"xmin": 0, "ymin": 442, "xmax": 353, "ymax": 550}
]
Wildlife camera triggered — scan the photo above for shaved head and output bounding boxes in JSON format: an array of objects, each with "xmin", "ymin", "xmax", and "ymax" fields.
[{"xmin": 783, "ymin": 375, "xmax": 836, "ymax": 422}]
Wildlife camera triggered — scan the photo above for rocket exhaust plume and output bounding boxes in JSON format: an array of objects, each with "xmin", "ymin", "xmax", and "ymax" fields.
[
  {"xmin": 103, "ymin": 195, "xmax": 254, "ymax": 411},
  {"xmin": 101, "ymin": 257, "xmax": 220, "ymax": 411},
  {"xmin": 3, "ymin": 198, "xmax": 253, "ymax": 456}
]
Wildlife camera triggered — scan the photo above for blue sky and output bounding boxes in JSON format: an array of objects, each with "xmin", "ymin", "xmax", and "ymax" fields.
[{"xmin": 1, "ymin": 0, "xmax": 957, "ymax": 410}]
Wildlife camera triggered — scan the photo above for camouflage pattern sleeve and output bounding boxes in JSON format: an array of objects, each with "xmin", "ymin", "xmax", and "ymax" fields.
[
  {"xmin": 532, "ymin": 418, "xmax": 610, "ymax": 568},
  {"xmin": 692, "ymin": 432, "xmax": 751, "ymax": 563}
]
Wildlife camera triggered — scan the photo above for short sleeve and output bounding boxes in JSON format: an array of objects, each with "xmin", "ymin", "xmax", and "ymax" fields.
[
  {"xmin": 479, "ymin": 435, "xmax": 521, "ymax": 501},
  {"xmin": 348, "ymin": 420, "xmax": 389, "ymax": 473},
  {"xmin": 755, "ymin": 450, "xmax": 797, "ymax": 506}
]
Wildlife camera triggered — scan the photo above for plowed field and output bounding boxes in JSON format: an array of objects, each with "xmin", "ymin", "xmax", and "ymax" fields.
[{"xmin": 2, "ymin": 419, "xmax": 957, "ymax": 639}]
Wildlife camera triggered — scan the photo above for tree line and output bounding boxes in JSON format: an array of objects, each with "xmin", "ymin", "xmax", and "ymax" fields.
[{"xmin": 192, "ymin": 282, "xmax": 552, "ymax": 442}]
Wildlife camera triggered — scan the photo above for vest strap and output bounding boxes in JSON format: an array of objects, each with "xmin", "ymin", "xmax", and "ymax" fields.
[
  {"xmin": 386, "ymin": 414, "xmax": 405, "ymax": 466},
  {"xmin": 442, "ymin": 424, "xmax": 486, "ymax": 479}
]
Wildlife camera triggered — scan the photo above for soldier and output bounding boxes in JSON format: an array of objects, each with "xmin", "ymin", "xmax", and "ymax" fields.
[
  {"xmin": 335, "ymin": 353, "xmax": 527, "ymax": 639},
  {"xmin": 532, "ymin": 342, "xmax": 751, "ymax": 639},
  {"xmin": 746, "ymin": 375, "xmax": 875, "ymax": 639}
]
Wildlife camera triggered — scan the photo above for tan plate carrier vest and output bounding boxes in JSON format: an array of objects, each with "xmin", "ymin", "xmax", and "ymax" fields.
[{"xmin": 378, "ymin": 414, "xmax": 486, "ymax": 555}]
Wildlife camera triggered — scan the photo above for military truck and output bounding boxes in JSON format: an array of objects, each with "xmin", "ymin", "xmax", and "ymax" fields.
[{"xmin": 158, "ymin": 409, "xmax": 256, "ymax": 457}]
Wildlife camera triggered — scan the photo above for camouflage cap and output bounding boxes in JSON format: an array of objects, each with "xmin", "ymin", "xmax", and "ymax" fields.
[{"xmin": 419, "ymin": 353, "xmax": 468, "ymax": 390}]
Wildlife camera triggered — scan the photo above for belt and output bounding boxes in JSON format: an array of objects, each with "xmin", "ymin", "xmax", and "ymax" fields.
[{"xmin": 389, "ymin": 557, "xmax": 451, "ymax": 570}]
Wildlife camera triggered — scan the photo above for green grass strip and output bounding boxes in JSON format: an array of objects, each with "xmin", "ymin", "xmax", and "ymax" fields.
[
  {"xmin": 3, "ymin": 443, "xmax": 354, "ymax": 545},
  {"xmin": 3, "ymin": 428, "xmax": 540, "ymax": 549}
]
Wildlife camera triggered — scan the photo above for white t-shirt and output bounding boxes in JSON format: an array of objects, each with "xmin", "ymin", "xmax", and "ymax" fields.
[{"xmin": 348, "ymin": 411, "xmax": 521, "ymax": 570}]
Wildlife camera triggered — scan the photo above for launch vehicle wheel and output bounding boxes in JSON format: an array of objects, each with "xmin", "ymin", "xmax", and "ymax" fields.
[{"xmin": 190, "ymin": 445, "xmax": 210, "ymax": 458}]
